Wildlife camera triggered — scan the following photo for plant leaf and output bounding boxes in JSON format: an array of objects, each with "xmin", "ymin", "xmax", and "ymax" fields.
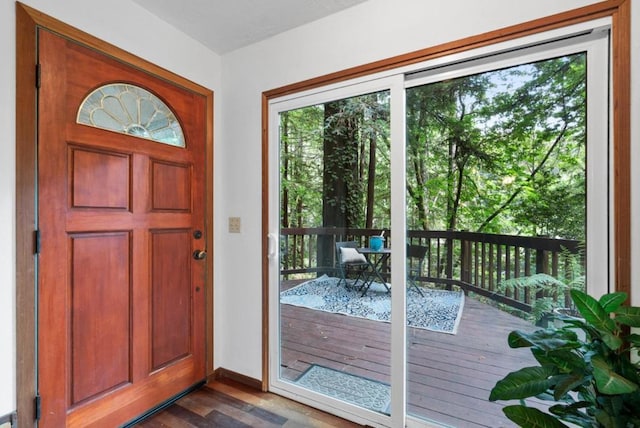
[
  {"xmin": 614, "ymin": 306, "xmax": 640, "ymax": 327},
  {"xmin": 570, "ymin": 290, "xmax": 617, "ymax": 333},
  {"xmin": 535, "ymin": 391, "xmax": 562, "ymax": 402},
  {"xmin": 509, "ymin": 329, "xmax": 580, "ymax": 352},
  {"xmin": 599, "ymin": 292, "xmax": 627, "ymax": 313},
  {"xmin": 503, "ymin": 405, "xmax": 570, "ymax": 427},
  {"xmin": 490, "ymin": 366, "xmax": 557, "ymax": 401},
  {"xmin": 552, "ymin": 373, "xmax": 588, "ymax": 400},
  {"xmin": 591, "ymin": 355, "xmax": 639, "ymax": 394},
  {"xmin": 500, "ymin": 273, "xmax": 566, "ymax": 292},
  {"xmin": 548, "ymin": 402, "xmax": 595, "ymax": 428},
  {"xmin": 595, "ymin": 408, "xmax": 628, "ymax": 428},
  {"xmin": 601, "ymin": 332, "xmax": 624, "ymax": 351},
  {"xmin": 508, "ymin": 330, "xmax": 536, "ymax": 348},
  {"xmin": 532, "ymin": 348, "xmax": 586, "ymax": 373},
  {"xmin": 618, "ymin": 356, "xmax": 640, "ymax": 385},
  {"xmin": 627, "ymin": 333, "xmax": 640, "ymax": 347}
]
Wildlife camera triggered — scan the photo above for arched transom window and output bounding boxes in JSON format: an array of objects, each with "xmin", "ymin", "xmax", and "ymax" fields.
[{"xmin": 77, "ymin": 83, "xmax": 186, "ymax": 147}]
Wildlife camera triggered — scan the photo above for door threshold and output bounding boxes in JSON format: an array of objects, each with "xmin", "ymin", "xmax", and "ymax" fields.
[{"xmin": 121, "ymin": 379, "xmax": 206, "ymax": 427}]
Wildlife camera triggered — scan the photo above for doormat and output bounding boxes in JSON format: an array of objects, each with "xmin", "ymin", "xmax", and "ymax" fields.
[{"xmin": 294, "ymin": 364, "xmax": 391, "ymax": 415}]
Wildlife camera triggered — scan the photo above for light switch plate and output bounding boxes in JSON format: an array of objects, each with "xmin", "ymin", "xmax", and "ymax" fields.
[{"xmin": 229, "ymin": 217, "xmax": 241, "ymax": 233}]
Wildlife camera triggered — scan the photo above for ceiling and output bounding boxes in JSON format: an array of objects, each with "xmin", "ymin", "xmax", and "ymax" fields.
[{"xmin": 132, "ymin": 0, "xmax": 369, "ymax": 55}]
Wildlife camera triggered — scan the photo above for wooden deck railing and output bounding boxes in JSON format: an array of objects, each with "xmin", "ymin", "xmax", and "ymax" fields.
[{"xmin": 279, "ymin": 227, "xmax": 583, "ymax": 315}]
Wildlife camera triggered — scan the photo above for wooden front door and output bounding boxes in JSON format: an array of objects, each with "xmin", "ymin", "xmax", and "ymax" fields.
[{"xmin": 37, "ymin": 29, "xmax": 207, "ymax": 427}]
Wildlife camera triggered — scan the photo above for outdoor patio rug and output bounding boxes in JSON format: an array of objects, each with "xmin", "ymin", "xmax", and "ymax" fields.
[
  {"xmin": 294, "ymin": 364, "xmax": 391, "ymax": 415},
  {"xmin": 280, "ymin": 275, "xmax": 464, "ymax": 334}
]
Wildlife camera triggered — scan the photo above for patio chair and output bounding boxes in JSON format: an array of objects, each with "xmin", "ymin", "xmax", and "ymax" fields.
[
  {"xmin": 407, "ymin": 244, "xmax": 427, "ymax": 296},
  {"xmin": 335, "ymin": 241, "xmax": 370, "ymax": 289}
]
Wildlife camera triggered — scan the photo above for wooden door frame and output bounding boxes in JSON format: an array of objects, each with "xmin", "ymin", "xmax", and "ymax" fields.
[{"xmin": 15, "ymin": 3, "xmax": 214, "ymax": 427}]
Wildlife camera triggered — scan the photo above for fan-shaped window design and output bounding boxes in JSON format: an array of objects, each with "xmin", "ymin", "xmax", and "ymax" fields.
[{"xmin": 77, "ymin": 83, "xmax": 185, "ymax": 147}]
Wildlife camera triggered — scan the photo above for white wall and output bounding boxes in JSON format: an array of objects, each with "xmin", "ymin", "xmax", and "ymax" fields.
[
  {"xmin": 0, "ymin": 0, "xmax": 221, "ymax": 417},
  {"xmin": 218, "ymin": 0, "xmax": 637, "ymax": 380}
]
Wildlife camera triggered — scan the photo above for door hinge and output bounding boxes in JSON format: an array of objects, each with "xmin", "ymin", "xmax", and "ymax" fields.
[
  {"xmin": 34, "ymin": 394, "xmax": 41, "ymax": 421},
  {"xmin": 34, "ymin": 229, "xmax": 41, "ymax": 254},
  {"xmin": 35, "ymin": 63, "xmax": 41, "ymax": 89}
]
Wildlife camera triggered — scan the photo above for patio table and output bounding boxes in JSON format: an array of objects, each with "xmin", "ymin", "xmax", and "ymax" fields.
[{"xmin": 356, "ymin": 247, "xmax": 391, "ymax": 296}]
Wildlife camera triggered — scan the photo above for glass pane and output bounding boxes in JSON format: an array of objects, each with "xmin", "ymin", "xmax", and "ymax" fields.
[
  {"xmin": 278, "ymin": 90, "xmax": 392, "ymax": 415},
  {"xmin": 405, "ymin": 53, "xmax": 587, "ymax": 426},
  {"xmin": 76, "ymin": 83, "xmax": 186, "ymax": 147}
]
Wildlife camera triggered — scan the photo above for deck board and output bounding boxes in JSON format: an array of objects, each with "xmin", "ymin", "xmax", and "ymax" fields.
[{"xmin": 279, "ymin": 286, "xmax": 541, "ymax": 428}]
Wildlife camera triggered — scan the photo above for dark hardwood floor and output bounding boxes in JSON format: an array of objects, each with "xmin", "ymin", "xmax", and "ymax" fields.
[{"xmin": 134, "ymin": 377, "xmax": 363, "ymax": 428}]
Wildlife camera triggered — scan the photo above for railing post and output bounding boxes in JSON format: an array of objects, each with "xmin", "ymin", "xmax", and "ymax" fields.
[
  {"xmin": 445, "ymin": 233, "xmax": 454, "ymax": 291},
  {"xmin": 535, "ymin": 246, "xmax": 549, "ymax": 299},
  {"xmin": 488, "ymin": 244, "xmax": 495, "ymax": 292},
  {"xmin": 461, "ymin": 237, "xmax": 471, "ymax": 283},
  {"xmin": 497, "ymin": 245, "xmax": 504, "ymax": 296},
  {"xmin": 562, "ymin": 255, "xmax": 574, "ymax": 308},
  {"xmin": 317, "ymin": 229, "xmax": 335, "ymax": 277},
  {"xmin": 524, "ymin": 248, "xmax": 532, "ymax": 304},
  {"xmin": 480, "ymin": 242, "xmax": 486, "ymax": 290},
  {"xmin": 535, "ymin": 248, "xmax": 549, "ymax": 274}
]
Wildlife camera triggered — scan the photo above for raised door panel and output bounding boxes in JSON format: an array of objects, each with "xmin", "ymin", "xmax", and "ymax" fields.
[
  {"xmin": 70, "ymin": 146, "xmax": 131, "ymax": 210},
  {"xmin": 151, "ymin": 160, "xmax": 191, "ymax": 212},
  {"xmin": 150, "ymin": 229, "xmax": 192, "ymax": 370},
  {"xmin": 70, "ymin": 232, "xmax": 131, "ymax": 405}
]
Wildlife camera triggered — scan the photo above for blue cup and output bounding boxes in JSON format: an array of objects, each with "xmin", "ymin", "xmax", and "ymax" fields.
[{"xmin": 369, "ymin": 236, "xmax": 384, "ymax": 251}]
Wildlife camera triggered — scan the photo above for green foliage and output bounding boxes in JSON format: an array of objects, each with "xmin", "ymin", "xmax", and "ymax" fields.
[
  {"xmin": 498, "ymin": 246, "xmax": 585, "ymax": 323},
  {"xmin": 499, "ymin": 273, "xmax": 585, "ymax": 323},
  {"xmin": 280, "ymin": 92, "xmax": 390, "ymax": 229},
  {"xmin": 489, "ymin": 290, "xmax": 640, "ymax": 428},
  {"xmin": 405, "ymin": 54, "xmax": 586, "ymax": 237},
  {"xmin": 280, "ymin": 53, "xmax": 587, "ymax": 244},
  {"xmin": 503, "ymin": 406, "xmax": 569, "ymax": 428}
]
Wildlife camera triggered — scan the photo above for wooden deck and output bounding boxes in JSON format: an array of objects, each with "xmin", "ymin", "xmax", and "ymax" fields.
[{"xmin": 279, "ymin": 286, "xmax": 541, "ymax": 428}]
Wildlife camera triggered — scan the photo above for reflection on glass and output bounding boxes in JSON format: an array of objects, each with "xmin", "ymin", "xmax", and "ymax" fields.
[
  {"xmin": 405, "ymin": 54, "xmax": 587, "ymax": 425},
  {"xmin": 77, "ymin": 83, "xmax": 185, "ymax": 147},
  {"xmin": 278, "ymin": 91, "xmax": 392, "ymax": 415}
]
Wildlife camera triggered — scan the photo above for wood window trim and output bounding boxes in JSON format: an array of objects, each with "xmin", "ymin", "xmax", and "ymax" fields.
[
  {"xmin": 15, "ymin": 3, "xmax": 215, "ymax": 427},
  {"xmin": 261, "ymin": 0, "xmax": 631, "ymax": 390}
]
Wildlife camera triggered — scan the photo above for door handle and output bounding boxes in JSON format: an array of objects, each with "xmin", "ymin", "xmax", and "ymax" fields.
[
  {"xmin": 193, "ymin": 249, "xmax": 207, "ymax": 260},
  {"xmin": 267, "ymin": 233, "xmax": 277, "ymax": 259}
]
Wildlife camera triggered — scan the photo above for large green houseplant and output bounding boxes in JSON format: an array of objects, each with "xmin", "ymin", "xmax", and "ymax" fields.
[{"xmin": 489, "ymin": 289, "xmax": 640, "ymax": 427}]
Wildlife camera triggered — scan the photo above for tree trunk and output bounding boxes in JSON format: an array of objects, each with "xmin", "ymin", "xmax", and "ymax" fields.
[
  {"xmin": 365, "ymin": 132, "xmax": 376, "ymax": 228},
  {"xmin": 319, "ymin": 100, "xmax": 361, "ymax": 272}
]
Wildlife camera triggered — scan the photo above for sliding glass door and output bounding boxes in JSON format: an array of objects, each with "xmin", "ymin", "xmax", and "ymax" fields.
[
  {"xmin": 404, "ymin": 33, "xmax": 610, "ymax": 425},
  {"xmin": 268, "ymin": 22, "xmax": 611, "ymax": 428},
  {"xmin": 269, "ymin": 81, "xmax": 399, "ymax": 426}
]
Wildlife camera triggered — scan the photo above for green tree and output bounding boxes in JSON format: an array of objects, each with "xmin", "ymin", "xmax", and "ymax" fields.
[
  {"xmin": 406, "ymin": 75, "xmax": 492, "ymax": 231},
  {"xmin": 321, "ymin": 93, "xmax": 390, "ymax": 230},
  {"xmin": 406, "ymin": 53, "xmax": 586, "ymax": 240},
  {"xmin": 279, "ymin": 53, "xmax": 587, "ymax": 267}
]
